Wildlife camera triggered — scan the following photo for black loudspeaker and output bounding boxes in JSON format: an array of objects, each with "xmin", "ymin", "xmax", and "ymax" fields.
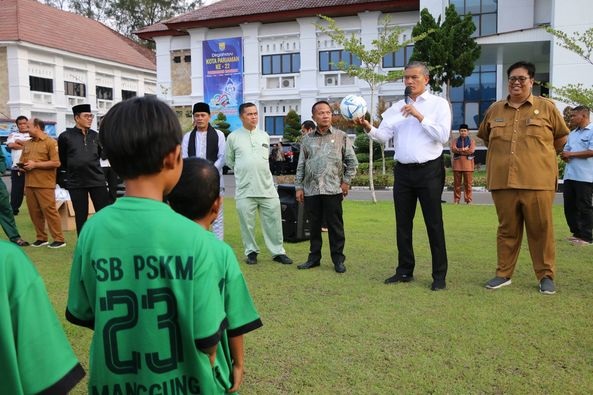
[{"xmin": 277, "ymin": 184, "xmax": 310, "ymax": 242}]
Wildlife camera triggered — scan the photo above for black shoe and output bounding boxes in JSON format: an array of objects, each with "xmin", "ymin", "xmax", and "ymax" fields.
[
  {"xmin": 431, "ymin": 281, "xmax": 446, "ymax": 291},
  {"xmin": 297, "ymin": 260, "xmax": 320, "ymax": 270},
  {"xmin": 334, "ymin": 261, "xmax": 346, "ymax": 273},
  {"xmin": 12, "ymin": 210, "xmax": 19, "ymax": 216},
  {"xmin": 245, "ymin": 252, "xmax": 258, "ymax": 265},
  {"xmin": 273, "ymin": 254, "xmax": 293, "ymax": 265},
  {"xmin": 11, "ymin": 237, "xmax": 29, "ymax": 247},
  {"xmin": 48, "ymin": 241, "xmax": 66, "ymax": 249},
  {"xmin": 384, "ymin": 274, "xmax": 414, "ymax": 284}
]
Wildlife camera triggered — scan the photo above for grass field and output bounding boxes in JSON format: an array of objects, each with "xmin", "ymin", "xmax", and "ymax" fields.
[{"xmin": 8, "ymin": 198, "xmax": 593, "ymax": 394}]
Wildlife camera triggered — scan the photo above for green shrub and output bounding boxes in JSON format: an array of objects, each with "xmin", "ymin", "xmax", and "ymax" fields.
[
  {"xmin": 356, "ymin": 153, "xmax": 369, "ymax": 163},
  {"xmin": 351, "ymin": 173, "xmax": 393, "ymax": 188}
]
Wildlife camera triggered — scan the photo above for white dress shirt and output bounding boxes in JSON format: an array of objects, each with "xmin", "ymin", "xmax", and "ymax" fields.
[
  {"xmin": 368, "ymin": 90, "xmax": 451, "ymax": 164},
  {"xmin": 181, "ymin": 127, "xmax": 226, "ymax": 190}
]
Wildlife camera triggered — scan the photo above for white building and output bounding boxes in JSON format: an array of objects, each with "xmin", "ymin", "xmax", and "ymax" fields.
[
  {"xmin": 136, "ymin": 0, "xmax": 593, "ymax": 142},
  {"xmin": 0, "ymin": 0, "xmax": 157, "ymax": 136}
]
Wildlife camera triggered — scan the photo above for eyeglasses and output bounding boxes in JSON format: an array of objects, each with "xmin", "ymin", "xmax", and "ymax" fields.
[{"xmin": 508, "ymin": 76, "xmax": 531, "ymax": 83}]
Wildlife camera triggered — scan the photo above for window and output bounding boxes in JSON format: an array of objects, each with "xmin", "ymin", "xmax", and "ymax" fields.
[
  {"xmin": 29, "ymin": 76, "xmax": 53, "ymax": 93},
  {"xmin": 383, "ymin": 45, "xmax": 414, "ymax": 68},
  {"xmin": 319, "ymin": 50, "xmax": 361, "ymax": 72},
  {"xmin": 122, "ymin": 90, "xmax": 136, "ymax": 100},
  {"xmin": 450, "ymin": 65, "xmax": 496, "ymax": 129},
  {"xmin": 262, "ymin": 53, "xmax": 300, "ymax": 75},
  {"xmin": 64, "ymin": 81, "xmax": 86, "ymax": 97},
  {"xmin": 451, "ymin": 0, "xmax": 497, "ymax": 37},
  {"xmin": 96, "ymin": 86, "xmax": 113, "ymax": 100},
  {"xmin": 265, "ymin": 116, "xmax": 285, "ymax": 136}
]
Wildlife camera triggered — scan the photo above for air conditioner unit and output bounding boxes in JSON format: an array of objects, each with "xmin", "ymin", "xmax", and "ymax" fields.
[
  {"xmin": 281, "ymin": 78, "xmax": 295, "ymax": 88},
  {"xmin": 325, "ymin": 76, "xmax": 337, "ymax": 86}
]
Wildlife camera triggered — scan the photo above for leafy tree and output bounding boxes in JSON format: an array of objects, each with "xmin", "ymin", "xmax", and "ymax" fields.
[
  {"xmin": 68, "ymin": 0, "xmax": 110, "ymax": 22},
  {"xmin": 545, "ymin": 27, "xmax": 593, "ymax": 108},
  {"xmin": 104, "ymin": 0, "xmax": 202, "ymax": 39},
  {"xmin": 283, "ymin": 110, "xmax": 301, "ymax": 142},
  {"xmin": 410, "ymin": 5, "xmax": 480, "ymax": 101},
  {"xmin": 212, "ymin": 112, "xmax": 231, "ymax": 137},
  {"xmin": 316, "ymin": 15, "xmax": 421, "ymax": 203}
]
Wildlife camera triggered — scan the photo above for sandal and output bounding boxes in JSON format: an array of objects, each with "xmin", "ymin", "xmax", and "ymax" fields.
[{"xmin": 11, "ymin": 238, "xmax": 30, "ymax": 247}]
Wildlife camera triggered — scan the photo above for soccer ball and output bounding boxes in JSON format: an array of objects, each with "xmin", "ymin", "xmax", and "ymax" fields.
[{"xmin": 340, "ymin": 95, "xmax": 367, "ymax": 120}]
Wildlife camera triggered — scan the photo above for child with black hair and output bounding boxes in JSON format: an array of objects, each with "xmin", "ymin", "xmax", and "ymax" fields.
[
  {"xmin": 66, "ymin": 97, "xmax": 229, "ymax": 394},
  {"xmin": 168, "ymin": 157, "xmax": 262, "ymax": 393}
]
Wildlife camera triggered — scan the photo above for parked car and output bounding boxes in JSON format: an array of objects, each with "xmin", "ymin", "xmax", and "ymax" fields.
[
  {"xmin": 1, "ymin": 144, "xmax": 12, "ymax": 173},
  {"xmin": 269, "ymin": 142, "xmax": 300, "ymax": 175}
]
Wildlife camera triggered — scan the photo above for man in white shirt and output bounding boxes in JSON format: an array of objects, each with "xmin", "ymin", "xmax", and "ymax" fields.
[
  {"xmin": 181, "ymin": 102, "xmax": 226, "ymax": 240},
  {"xmin": 6, "ymin": 116, "xmax": 31, "ymax": 215},
  {"xmin": 357, "ymin": 61, "xmax": 451, "ymax": 291}
]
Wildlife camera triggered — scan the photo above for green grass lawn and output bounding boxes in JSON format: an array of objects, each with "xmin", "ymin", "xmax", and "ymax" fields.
[{"xmin": 8, "ymin": 198, "xmax": 593, "ymax": 394}]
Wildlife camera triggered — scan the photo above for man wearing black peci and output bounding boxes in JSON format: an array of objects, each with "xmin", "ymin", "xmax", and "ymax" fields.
[{"xmin": 58, "ymin": 104, "xmax": 111, "ymax": 234}]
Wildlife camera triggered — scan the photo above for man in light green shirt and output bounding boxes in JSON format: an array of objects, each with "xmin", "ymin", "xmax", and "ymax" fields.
[{"xmin": 225, "ymin": 102, "xmax": 293, "ymax": 265}]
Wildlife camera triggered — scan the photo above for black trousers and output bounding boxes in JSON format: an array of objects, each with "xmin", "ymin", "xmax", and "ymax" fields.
[
  {"xmin": 68, "ymin": 187, "xmax": 111, "ymax": 235},
  {"xmin": 10, "ymin": 170, "xmax": 25, "ymax": 213},
  {"xmin": 563, "ymin": 179, "xmax": 593, "ymax": 242},
  {"xmin": 304, "ymin": 194, "xmax": 345, "ymax": 265},
  {"xmin": 102, "ymin": 167, "xmax": 120, "ymax": 203},
  {"xmin": 393, "ymin": 157, "xmax": 448, "ymax": 283}
]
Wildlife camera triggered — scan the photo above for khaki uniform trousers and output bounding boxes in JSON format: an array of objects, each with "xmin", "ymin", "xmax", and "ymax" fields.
[
  {"xmin": 491, "ymin": 189, "xmax": 556, "ymax": 280},
  {"xmin": 25, "ymin": 187, "xmax": 64, "ymax": 243}
]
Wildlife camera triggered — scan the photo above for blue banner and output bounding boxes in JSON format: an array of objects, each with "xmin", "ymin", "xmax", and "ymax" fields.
[{"xmin": 203, "ymin": 37, "xmax": 243, "ymax": 132}]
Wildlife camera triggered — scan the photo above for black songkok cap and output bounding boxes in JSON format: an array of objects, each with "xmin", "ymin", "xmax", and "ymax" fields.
[
  {"xmin": 72, "ymin": 104, "xmax": 91, "ymax": 115},
  {"xmin": 193, "ymin": 102, "xmax": 210, "ymax": 114},
  {"xmin": 459, "ymin": 124, "xmax": 469, "ymax": 130}
]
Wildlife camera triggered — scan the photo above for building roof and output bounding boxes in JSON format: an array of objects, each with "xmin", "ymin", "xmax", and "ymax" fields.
[
  {"xmin": 0, "ymin": 0, "xmax": 155, "ymax": 71},
  {"xmin": 136, "ymin": 0, "xmax": 418, "ymax": 39}
]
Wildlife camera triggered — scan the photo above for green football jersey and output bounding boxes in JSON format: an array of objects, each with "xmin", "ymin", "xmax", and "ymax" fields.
[
  {"xmin": 66, "ymin": 197, "xmax": 228, "ymax": 394},
  {"xmin": 0, "ymin": 240, "xmax": 85, "ymax": 394},
  {"xmin": 202, "ymin": 231, "xmax": 263, "ymax": 391}
]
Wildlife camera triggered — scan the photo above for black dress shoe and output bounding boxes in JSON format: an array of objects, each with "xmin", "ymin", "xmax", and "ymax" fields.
[
  {"xmin": 273, "ymin": 254, "xmax": 293, "ymax": 265},
  {"xmin": 431, "ymin": 281, "xmax": 446, "ymax": 291},
  {"xmin": 297, "ymin": 260, "xmax": 320, "ymax": 270},
  {"xmin": 384, "ymin": 274, "xmax": 414, "ymax": 284},
  {"xmin": 334, "ymin": 261, "xmax": 346, "ymax": 273},
  {"xmin": 245, "ymin": 252, "xmax": 258, "ymax": 265}
]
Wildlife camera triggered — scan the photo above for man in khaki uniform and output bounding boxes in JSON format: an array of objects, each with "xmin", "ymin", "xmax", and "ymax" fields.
[
  {"xmin": 20, "ymin": 118, "xmax": 66, "ymax": 249},
  {"xmin": 478, "ymin": 61, "xmax": 568, "ymax": 294}
]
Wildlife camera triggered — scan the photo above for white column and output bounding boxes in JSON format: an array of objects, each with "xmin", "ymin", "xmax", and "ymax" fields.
[
  {"xmin": 240, "ymin": 22, "xmax": 262, "ymax": 104},
  {"xmin": 6, "ymin": 45, "xmax": 32, "ymax": 118},
  {"xmin": 154, "ymin": 36, "xmax": 173, "ymax": 102},
  {"xmin": 188, "ymin": 27, "xmax": 208, "ymax": 100},
  {"xmin": 358, "ymin": 11, "xmax": 381, "ymax": 107},
  {"xmin": 54, "ymin": 56, "xmax": 66, "ymax": 112},
  {"xmin": 297, "ymin": 17, "xmax": 319, "ymax": 119},
  {"xmin": 113, "ymin": 69, "xmax": 122, "ymax": 102}
]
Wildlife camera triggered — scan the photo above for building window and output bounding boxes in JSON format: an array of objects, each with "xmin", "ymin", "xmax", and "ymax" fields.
[
  {"xmin": 450, "ymin": 64, "xmax": 496, "ymax": 129},
  {"xmin": 122, "ymin": 90, "xmax": 136, "ymax": 100},
  {"xmin": 96, "ymin": 86, "xmax": 113, "ymax": 100},
  {"xmin": 383, "ymin": 45, "xmax": 414, "ymax": 68},
  {"xmin": 265, "ymin": 116, "xmax": 285, "ymax": 136},
  {"xmin": 64, "ymin": 81, "xmax": 86, "ymax": 97},
  {"xmin": 262, "ymin": 53, "xmax": 300, "ymax": 75},
  {"xmin": 451, "ymin": 0, "xmax": 497, "ymax": 37},
  {"xmin": 29, "ymin": 76, "xmax": 53, "ymax": 93},
  {"xmin": 319, "ymin": 50, "xmax": 361, "ymax": 72}
]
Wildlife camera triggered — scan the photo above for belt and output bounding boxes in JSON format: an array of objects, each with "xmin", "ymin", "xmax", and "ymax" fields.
[{"xmin": 396, "ymin": 157, "xmax": 441, "ymax": 168}]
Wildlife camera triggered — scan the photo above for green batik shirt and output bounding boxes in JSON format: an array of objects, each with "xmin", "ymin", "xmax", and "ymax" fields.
[
  {"xmin": 295, "ymin": 126, "xmax": 358, "ymax": 196},
  {"xmin": 66, "ymin": 197, "xmax": 228, "ymax": 394}
]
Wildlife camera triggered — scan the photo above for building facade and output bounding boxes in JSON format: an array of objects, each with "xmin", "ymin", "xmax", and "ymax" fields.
[
  {"xmin": 137, "ymin": 0, "xmax": 593, "ymax": 143},
  {"xmin": 0, "ymin": 0, "xmax": 157, "ymax": 137}
]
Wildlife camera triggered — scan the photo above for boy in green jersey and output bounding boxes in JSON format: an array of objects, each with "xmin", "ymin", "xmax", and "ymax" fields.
[
  {"xmin": 66, "ymin": 97, "xmax": 228, "ymax": 394},
  {"xmin": 168, "ymin": 157, "xmax": 263, "ymax": 393},
  {"xmin": 1, "ymin": 240, "xmax": 85, "ymax": 394}
]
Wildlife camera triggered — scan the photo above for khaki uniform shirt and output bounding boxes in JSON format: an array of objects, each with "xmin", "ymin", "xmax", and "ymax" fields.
[
  {"xmin": 20, "ymin": 134, "xmax": 59, "ymax": 188},
  {"xmin": 477, "ymin": 95, "xmax": 569, "ymax": 190},
  {"xmin": 450, "ymin": 136, "xmax": 476, "ymax": 172}
]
